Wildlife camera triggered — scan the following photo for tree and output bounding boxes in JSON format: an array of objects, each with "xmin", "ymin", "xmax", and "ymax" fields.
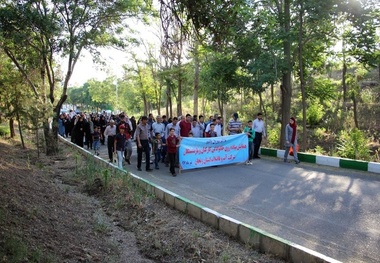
[
  {"xmin": 201, "ymin": 54, "xmax": 240, "ymax": 116},
  {"xmin": 0, "ymin": 0, "xmax": 152, "ymax": 155}
]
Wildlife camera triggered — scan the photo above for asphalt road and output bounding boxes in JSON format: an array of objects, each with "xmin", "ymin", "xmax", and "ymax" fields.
[{"xmin": 83, "ymin": 139, "xmax": 380, "ymax": 263}]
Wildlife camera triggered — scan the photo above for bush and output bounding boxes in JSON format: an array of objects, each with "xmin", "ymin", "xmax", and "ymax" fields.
[
  {"xmin": 336, "ymin": 128, "xmax": 371, "ymax": 161},
  {"xmin": 267, "ymin": 123, "xmax": 281, "ymax": 148},
  {"xmin": 0, "ymin": 126, "xmax": 10, "ymax": 137},
  {"xmin": 313, "ymin": 127, "xmax": 326, "ymax": 140},
  {"xmin": 306, "ymin": 102, "xmax": 324, "ymax": 126}
]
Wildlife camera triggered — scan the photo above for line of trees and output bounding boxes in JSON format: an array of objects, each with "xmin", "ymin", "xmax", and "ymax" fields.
[{"xmin": 0, "ymin": 0, "xmax": 379, "ymax": 155}]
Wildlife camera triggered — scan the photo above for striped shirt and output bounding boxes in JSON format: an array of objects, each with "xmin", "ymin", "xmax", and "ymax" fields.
[{"xmin": 228, "ymin": 118, "xmax": 242, "ymax": 135}]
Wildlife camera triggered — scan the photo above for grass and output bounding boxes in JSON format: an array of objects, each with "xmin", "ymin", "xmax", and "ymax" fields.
[
  {"xmin": 0, "ymin": 124, "xmax": 10, "ymax": 137},
  {"xmin": 93, "ymin": 210, "xmax": 110, "ymax": 234},
  {"xmin": 0, "ymin": 235, "xmax": 55, "ymax": 263},
  {"xmin": 68, "ymin": 150, "xmax": 152, "ymax": 210}
]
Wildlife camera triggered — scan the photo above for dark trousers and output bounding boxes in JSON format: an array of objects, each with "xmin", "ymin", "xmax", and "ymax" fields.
[
  {"xmin": 101, "ymin": 127, "xmax": 106, "ymax": 144},
  {"xmin": 137, "ymin": 140, "xmax": 151, "ymax": 170},
  {"xmin": 253, "ymin": 132, "xmax": 262, "ymax": 157},
  {"xmin": 248, "ymin": 141, "xmax": 254, "ymax": 160},
  {"xmin": 107, "ymin": 136, "xmax": 115, "ymax": 161},
  {"xmin": 86, "ymin": 135, "xmax": 93, "ymax": 149},
  {"xmin": 168, "ymin": 152, "xmax": 176, "ymax": 174},
  {"xmin": 161, "ymin": 137, "xmax": 167, "ymax": 162},
  {"xmin": 154, "ymin": 150, "xmax": 161, "ymax": 168}
]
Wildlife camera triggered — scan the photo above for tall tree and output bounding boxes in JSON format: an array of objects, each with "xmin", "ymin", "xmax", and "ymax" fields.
[{"xmin": 0, "ymin": 0, "xmax": 152, "ymax": 155}]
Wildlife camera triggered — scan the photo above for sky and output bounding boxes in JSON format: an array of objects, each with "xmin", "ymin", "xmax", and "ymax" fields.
[
  {"xmin": 67, "ymin": 17, "xmax": 161, "ymax": 87},
  {"xmin": 68, "ymin": 48, "xmax": 127, "ymax": 86}
]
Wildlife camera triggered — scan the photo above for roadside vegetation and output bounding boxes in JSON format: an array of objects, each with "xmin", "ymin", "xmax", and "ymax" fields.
[{"xmin": 0, "ymin": 134, "xmax": 285, "ymax": 263}]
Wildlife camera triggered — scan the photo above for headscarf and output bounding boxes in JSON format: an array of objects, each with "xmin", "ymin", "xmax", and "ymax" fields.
[{"xmin": 290, "ymin": 117, "xmax": 297, "ymax": 144}]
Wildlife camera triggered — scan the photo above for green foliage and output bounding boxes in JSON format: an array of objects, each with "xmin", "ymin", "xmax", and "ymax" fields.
[
  {"xmin": 313, "ymin": 127, "xmax": 326, "ymax": 141},
  {"xmin": 306, "ymin": 78, "xmax": 338, "ymax": 105},
  {"xmin": 306, "ymin": 102, "xmax": 324, "ymax": 126},
  {"xmin": 337, "ymin": 128, "xmax": 371, "ymax": 161},
  {"xmin": 0, "ymin": 125, "xmax": 10, "ymax": 137},
  {"xmin": 200, "ymin": 53, "xmax": 240, "ymax": 106},
  {"xmin": 0, "ymin": 235, "xmax": 55, "ymax": 263},
  {"xmin": 267, "ymin": 123, "xmax": 281, "ymax": 148},
  {"xmin": 312, "ymin": 145, "xmax": 326, "ymax": 155}
]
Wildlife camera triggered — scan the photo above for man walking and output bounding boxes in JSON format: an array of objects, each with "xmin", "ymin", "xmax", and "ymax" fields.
[
  {"xmin": 104, "ymin": 119, "xmax": 116, "ymax": 162},
  {"xmin": 135, "ymin": 116, "xmax": 153, "ymax": 172}
]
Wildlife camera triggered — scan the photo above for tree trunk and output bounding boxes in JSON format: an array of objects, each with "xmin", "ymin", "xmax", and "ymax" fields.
[
  {"xmin": 342, "ymin": 40, "xmax": 348, "ymax": 107},
  {"xmin": 177, "ymin": 66, "xmax": 182, "ymax": 116},
  {"xmin": 259, "ymin": 92, "xmax": 266, "ymax": 120},
  {"xmin": 352, "ymin": 94, "xmax": 359, "ymax": 129},
  {"xmin": 279, "ymin": 0, "xmax": 293, "ymax": 149},
  {"xmin": 166, "ymin": 84, "xmax": 169, "ymax": 117},
  {"xmin": 16, "ymin": 113, "xmax": 25, "ymax": 149},
  {"xmin": 271, "ymin": 83, "xmax": 275, "ymax": 113},
  {"xmin": 143, "ymin": 94, "xmax": 148, "ymax": 116},
  {"xmin": 9, "ymin": 118, "xmax": 15, "ymax": 138},
  {"xmin": 165, "ymin": 93, "xmax": 169, "ymax": 117},
  {"xmin": 169, "ymin": 95, "xmax": 172, "ymax": 118},
  {"xmin": 193, "ymin": 41, "xmax": 200, "ymax": 116},
  {"xmin": 43, "ymin": 117, "xmax": 59, "ymax": 156},
  {"xmin": 298, "ymin": 1, "xmax": 307, "ymax": 151},
  {"xmin": 158, "ymin": 83, "xmax": 162, "ymax": 115},
  {"xmin": 259, "ymin": 92, "xmax": 268, "ymax": 143},
  {"xmin": 201, "ymin": 97, "xmax": 206, "ymax": 116},
  {"xmin": 176, "ymin": 35, "xmax": 184, "ymax": 117}
]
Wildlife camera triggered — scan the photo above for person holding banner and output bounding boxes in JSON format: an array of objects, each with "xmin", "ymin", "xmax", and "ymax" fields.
[
  {"xmin": 228, "ymin": 113, "xmax": 242, "ymax": 135},
  {"xmin": 167, "ymin": 127, "xmax": 180, "ymax": 176},
  {"xmin": 243, "ymin": 120, "xmax": 255, "ymax": 165},
  {"xmin": 205, "ymin": 124, "xmax": 218, "ymax": 137}
]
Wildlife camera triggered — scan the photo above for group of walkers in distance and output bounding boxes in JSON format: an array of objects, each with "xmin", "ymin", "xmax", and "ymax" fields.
[{"xmin": 58, "ymin": 109, "xmax": 300, "ymax": 176}]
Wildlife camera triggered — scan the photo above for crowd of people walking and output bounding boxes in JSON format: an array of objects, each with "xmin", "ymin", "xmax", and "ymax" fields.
[{"xmin": 58, "ymin": 109, "xmax": 299, "ymax": 175}]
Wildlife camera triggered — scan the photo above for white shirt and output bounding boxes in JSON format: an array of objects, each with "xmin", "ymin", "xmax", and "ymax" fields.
[
  {"xmin": 253, "ymin": 118, "xmax": 266, "ymax": 137},
  {"xmin": 104, "ymin": 125, "xmax": 116, "ymax": 137}
]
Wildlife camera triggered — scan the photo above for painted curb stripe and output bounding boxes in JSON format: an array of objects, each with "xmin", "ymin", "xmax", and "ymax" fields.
[
  {"xmin": 261, "ymin": 147, "xmax": 380, "ymax": 174},
  {"xmin": 261, "ymin": 148, "xmax": 277, "ymax": 157},
  {"xmin": 339, "ymin": 158, "xmax": 368, "ymax": 171},
  {"xmin": 368, "ymin": 162, "xmax": 380, "ymax": 173},
  {"xmin": 316, "ymin": 155, "xmax": 340, "ymax": 167}
]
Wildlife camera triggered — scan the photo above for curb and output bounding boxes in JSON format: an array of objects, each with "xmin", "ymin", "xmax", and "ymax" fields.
[
  {"xmin": 260, "ymin": 147, "xmax": 380, "ymax": 174},
  {"xmin": 60, "ymin": 136, "xmax": 341, "ymax": 263}
]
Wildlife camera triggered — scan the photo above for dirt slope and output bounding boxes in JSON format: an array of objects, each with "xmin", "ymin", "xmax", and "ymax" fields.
[{"xmin": 0, "ymin": 138, "xmax": 285, "ymax": 263}]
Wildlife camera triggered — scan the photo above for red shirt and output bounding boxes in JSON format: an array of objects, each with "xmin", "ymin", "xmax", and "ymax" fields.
[
  {"xmin": 166, "ymin": 135, "xmax": 179, "ymax": 153},
  {"xmin": 179, "ymin": 121, "xmax": 191, "ymax": 137}
]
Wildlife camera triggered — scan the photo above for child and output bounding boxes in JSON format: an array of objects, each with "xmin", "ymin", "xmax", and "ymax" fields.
[
  {"xmin": 92, "ymin": 126, "xmax": 102, "ymax": 156},
  {"xmin": 243, "ymin": 120, "xmax": 255, "ymax": 165},
  {"xmin": 114, "ymin": 125, "xmax": 127, "ymax": 169},
  {"xmin": 152, "ymin": 132, "xmax": 165, "ymax": 169},
  {"xmin": 166, "ymin": 127, "xmax": 180, "ymax": 176},
  {"xmin": 205, "ymin": 124, "xmax": 218, "ymax": 137}
]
